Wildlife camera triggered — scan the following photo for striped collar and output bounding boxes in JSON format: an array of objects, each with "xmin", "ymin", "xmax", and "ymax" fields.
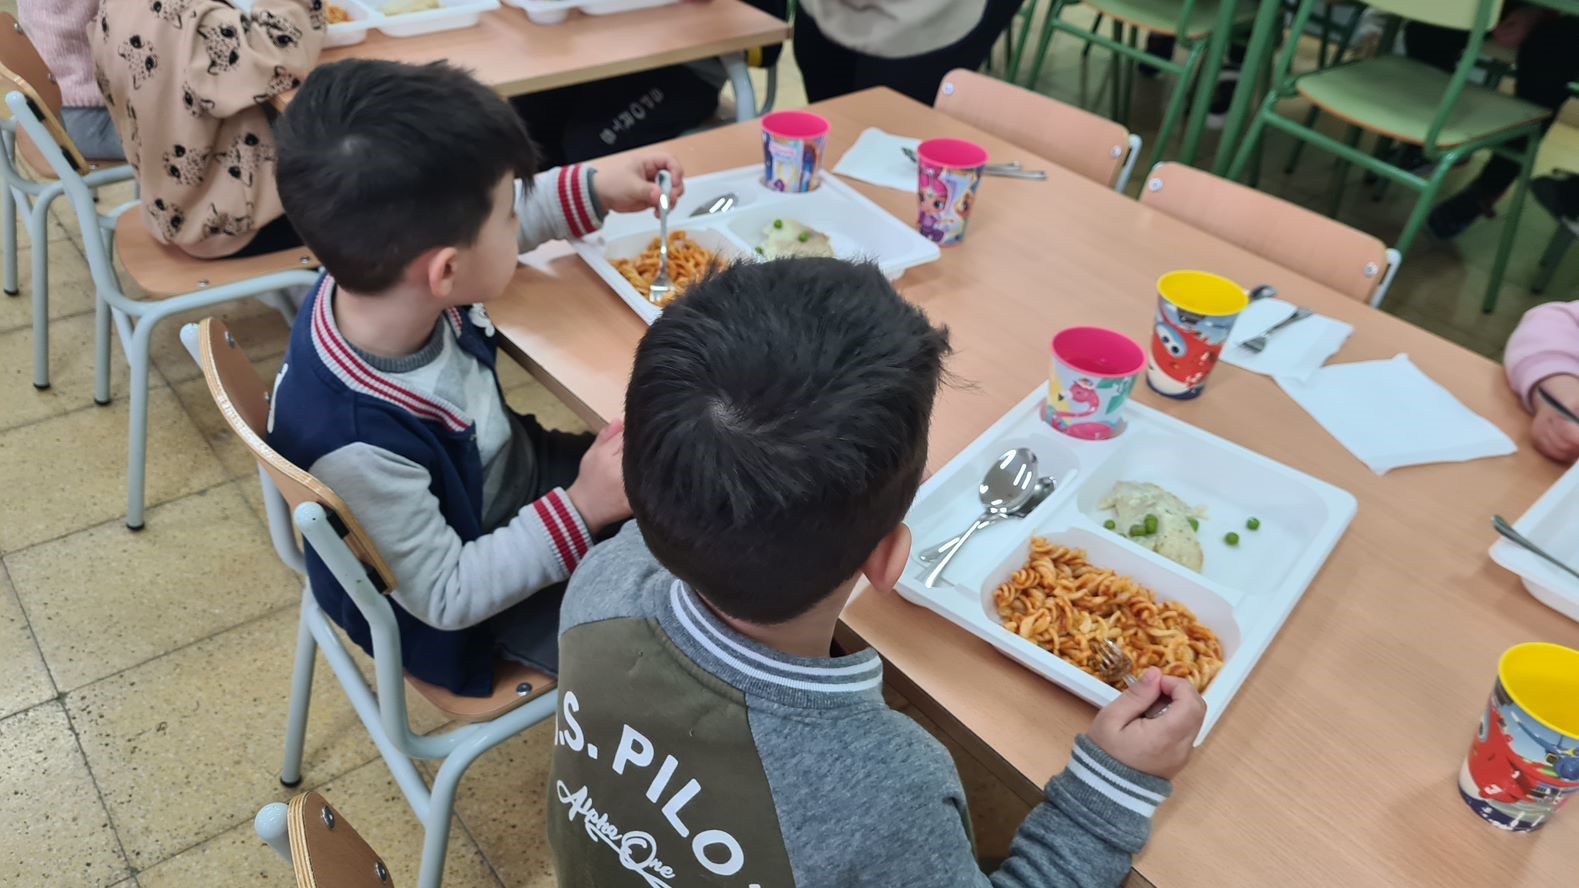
[
  {"xmin": 309, "ymin": 276, "xmax": 473, "ymax": 433},
  {"xmin": 661, "ymin": 580, "xmax": 885, "ymax": 710}
]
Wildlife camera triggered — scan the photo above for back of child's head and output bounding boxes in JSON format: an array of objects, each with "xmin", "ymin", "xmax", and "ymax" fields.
[
  {"xmin": 274, "ymin": 59, "xmax": 538, "ymax": 293},
  {"xmin": 624, "ymin": 259, "xmax": 950, "ymax": 624}
]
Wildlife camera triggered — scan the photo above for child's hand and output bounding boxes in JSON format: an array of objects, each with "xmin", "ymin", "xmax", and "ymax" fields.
[
  {"xmin": 566, "ymin": 420, "xmax": 631, "ymax": 534},
  {"xmin": 1531, "ymin": 375, "xmax": 1579, "ymax": 464},
  {"xmin": 593, "ymin": 154, "xmax": 686, "ymax": 215},
  {"xmin": 1086, "ymin": 667, "xmax": 1206, "ymax": 780}
]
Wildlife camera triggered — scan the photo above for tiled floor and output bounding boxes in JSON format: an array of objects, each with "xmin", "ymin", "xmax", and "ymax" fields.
[{"xmin": 2, "ymin": 7, "xmax": 1572, "ymax": 888}]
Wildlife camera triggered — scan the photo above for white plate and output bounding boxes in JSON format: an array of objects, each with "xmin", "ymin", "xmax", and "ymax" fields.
[
  {"xmin": 505, "ymin": 0, "xmax": 678, "ymax": 25},
  {"xmin": 568, "ymin": 165, "xmax": 941, "ymax": 325},
  {"xmin": 894, "ymin": 387, "xmax": 1357, "ymax": 742},
  {"xmin": 1489, "ymin": 459, "xmax": 1579, "ymax": 622}
]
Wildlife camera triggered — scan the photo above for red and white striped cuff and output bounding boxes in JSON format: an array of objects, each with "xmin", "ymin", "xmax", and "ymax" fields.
[
  {"xmin": 556, "ymin": 164, "xmax": 601, "ymax": 240},
  {"xmin": 531, "ymin": 488, "xmax": 593, "ymax": 575}
]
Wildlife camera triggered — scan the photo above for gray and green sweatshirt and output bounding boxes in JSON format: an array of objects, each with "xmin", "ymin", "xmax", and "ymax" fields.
[{"xmin": 546, "ymin": 524, "xmax": 1173, "ymax": 887}]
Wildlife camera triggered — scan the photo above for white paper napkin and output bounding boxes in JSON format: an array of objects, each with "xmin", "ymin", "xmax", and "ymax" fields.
[
  {"xmin": 1276, "ymin": 354, "xmax": 1517, "ymax": 474},
  {"xmin": 1220, "ymin": 298, "xmax": 1353, "ymax": 381},
  {"xmin": 832, "ymin": 128, "xmax": 923, "ymax": 192}
]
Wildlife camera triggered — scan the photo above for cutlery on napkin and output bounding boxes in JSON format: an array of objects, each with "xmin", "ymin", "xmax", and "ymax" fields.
[{"xmin": 1221, "ymin": 298, "xmax": 1352, "ymax": 381}]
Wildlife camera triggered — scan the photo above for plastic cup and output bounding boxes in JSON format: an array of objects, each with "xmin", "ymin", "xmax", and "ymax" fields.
[
  {"xmin": 1145, "ymin": 270, "xmax": 1249, "ymax": 400},
  {"xmin": 916, "ymin": 138, "xmax": 987, "ymax": 247},
  {"xmin": 1042, "ymin": 327, "xmax": 1145, "ymax": 440},
  {"xmin": 1458, "ymin": 642, "xmax": 1579, "ymax": 832},
  {"xmin": 761, "ymin": 111, "xmax": 829, "ymax": 193}
]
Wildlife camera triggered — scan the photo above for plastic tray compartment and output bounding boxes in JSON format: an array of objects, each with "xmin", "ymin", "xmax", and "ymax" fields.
[
  {"xmin": 370, "ymin": 0, "xmax": 499, "ymax": 37},
  {"xmin": 505, "ymin": 0, "xmax": 678, "ymax": 25},
  {"xmin": 231, "ymin": 0, "xmax": 375, "ymax": 46},
  {"xmin": 584, "ymin": 225, "xmax": 749, "ymax": 324},
  {"xmin": 1489, "ymin": 459, "xmax": 1579, "ymax": 623}
]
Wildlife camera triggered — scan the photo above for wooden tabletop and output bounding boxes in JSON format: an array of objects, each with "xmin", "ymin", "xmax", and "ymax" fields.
[
  {"xmin": 310, "ymin": 1, "xmax": 786, "ymax": 97},
  {"xmin": 490, "ymin": 88, "xmax": 1579, "ymax": 886}
]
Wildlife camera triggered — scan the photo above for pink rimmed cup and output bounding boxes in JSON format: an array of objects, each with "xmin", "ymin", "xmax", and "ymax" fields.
[
  {"xmin": 1042, "ymin": 327, "xmax": 1146, "ymax": 440},
  {"xmin": 761, "ymin": 110, "xmax": 829, "ymax": 193},
  {"xmin": 916, "ymin": 138, "xmax": 987, "ymax": 246}
]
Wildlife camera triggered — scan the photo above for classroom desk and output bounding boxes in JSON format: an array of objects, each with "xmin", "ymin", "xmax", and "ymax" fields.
[
  {"xmin": 284, "ymin": 1, "xmax": 788, "ymax": 112},
  {"xmin": 490, "ymin": 87, "xmax": 1579, "ymax": 886}
]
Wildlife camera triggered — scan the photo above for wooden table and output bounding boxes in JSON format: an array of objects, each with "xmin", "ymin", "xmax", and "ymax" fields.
[
  {"xmin": 491, "ymin": 88, "xmax": 1579, "ymax": 886},
  {"xmin": 285, "ymin": 1, "xmax": 787, "ymax": 110}
]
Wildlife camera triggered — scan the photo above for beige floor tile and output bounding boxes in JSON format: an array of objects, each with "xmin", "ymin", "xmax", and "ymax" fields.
[
  {"xmin": 440, "ymin": 721, "xmax": 557, "ymax": 888},
  {"xmin": 0, "ymin": 566, "xmax": 55, "ymax": 721},
  {"xmin": 0, "ymin": 701, "xmax": 130, "ymax": 888},
  {"xmin": 0, "ymin": 243, "xmax": 98, "ymax": 336},
  {"xmin": 134, "ymin": 816, "xmax": 292, "ymax": 888},
  {"xmin": 65, "ymin": 607, "xmax": 383, "ymax": 869},
  {"xmin": 504, "ymin": 376, "xmax": 590, "ymax": 435},
  {"xmin": 5, "ymin": 485, "xmax": 298, "ymax": 691},
  {"xmin": 0, "ymin": 312, "xmax": 135, "ymax": 434},
  {"xmin": 0, "ymin": 386, "xmax": 227, "ymax": 552},
  {"xmin": 147, "ymin": 296, "xmax": 294, "ymax": 386},
  {"xmin": 170, "ymin": 352, "xmax": 286, "ymax": 480}
]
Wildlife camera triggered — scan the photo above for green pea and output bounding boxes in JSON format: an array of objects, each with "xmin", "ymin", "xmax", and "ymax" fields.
[
  {"xmin": 1246, "ymin": 517, "xmax": 1261, "ymax": 531},
  {"xmin": 1188, "ymin": 517, "xmax": 1199, "ymax": 531},
  {"xmin": 798, "ymin": 231, "xmax": 810, "ymax": 242},
  {"xmin": 1225, "ymin": 532, "xmax": 1240, "ymax": 546},
  {"xmin": 1103, "ymin": 519, "xmax": 1117, "ymax": 530},
  {"xmin": 1128, "ymin": 524, "xmax": 1146, "ymax": 538},
  {"xmin": 754, "ymin": 246, "xmax": 765, "ymax": 255},
  {"xmin": 1144, "ymin": 513, "xmax": 1159, "ymax": 534},
  {"xmin": 773, "ymin": 219, "xmax": 784, "ymax": 229}
]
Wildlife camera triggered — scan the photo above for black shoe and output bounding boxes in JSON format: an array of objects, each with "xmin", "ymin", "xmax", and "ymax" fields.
[
  {"xmin": 1531, "ymin": 173, "xmax": 1579, "ymax": 228},
  {"xmin": 1427, "ymin": 188, "xmax": 1494, "ymax": 241},
  {"xmin": 1139, "ymin": 33, "xmax": 1174, "ymax": 78}
]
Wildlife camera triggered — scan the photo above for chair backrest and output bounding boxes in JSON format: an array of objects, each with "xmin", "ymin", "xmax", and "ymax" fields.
[
  {"xmin": 1140, "ymin": 163, "xmax": 1391, "ymax": 304},
  {"xmin": 935, "ymin": 69, "xmax": 1135, "ymax": 191},
  {"xmin": 287, "ymin": 792, "xmax": 393, "ymax": 888},
  {"xmin": 1360, "ymin": 0, "xmax": 1501, "ymax": 31},
  {"xmin": 193, "ymin": 317, "xmax": 397, "ymax": 592},
  {"xmin": 0, "ymin": 13, "xmax": 89, "ymax": 173}
]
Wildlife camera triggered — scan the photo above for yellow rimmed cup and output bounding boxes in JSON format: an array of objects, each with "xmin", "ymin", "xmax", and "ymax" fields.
[
  {"xmin": 1145, "ymin": 270, "xmax": 1248, "ymax": 399},
  {"xmin": 1458, "ymin": 642, "xmax": 1579, "ymax": 831}
]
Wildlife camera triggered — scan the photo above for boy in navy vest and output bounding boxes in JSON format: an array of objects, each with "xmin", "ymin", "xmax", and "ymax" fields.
[{"xmin": 267, "ymin": 59, "xmax": 685, "ymax": 697}]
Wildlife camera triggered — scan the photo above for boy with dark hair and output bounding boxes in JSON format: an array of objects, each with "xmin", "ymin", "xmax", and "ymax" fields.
[
  {"xmin": 549, "ymin": 258, "xmax": 1208, "ymax": 886},
  {"xmin": 267, "ymin": 59, "xmax": 683, "ymax": 696}
]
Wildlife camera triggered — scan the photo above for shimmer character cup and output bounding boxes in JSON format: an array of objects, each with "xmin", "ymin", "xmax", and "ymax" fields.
[
  {"xmin": 916, "ymin": 138, "xmax": 986, "ymax": 247},
  {"xmin": 1459, "ymin": 642, "xmax": 1579, "ymax": 832},
  {"xmin": 1043, "ymin": 327, "xmax": 1145, "ymax": 440},
  {"xmin": 1146, "ymin": 270, "xmax": 1249, "ymax": 399},
  {"xmin": 761, "ymin": 111, "xmax": 829, "ymax": 193}
]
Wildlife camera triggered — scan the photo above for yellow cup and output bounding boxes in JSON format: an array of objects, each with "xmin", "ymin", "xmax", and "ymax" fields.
[
  {"xmin": 1458, "ymin": 642, "xmax": 1579, "ymax": 831},
  {"xmin": 1144, "ymin": 271, "xmax": 1250, "ymax": 399}
]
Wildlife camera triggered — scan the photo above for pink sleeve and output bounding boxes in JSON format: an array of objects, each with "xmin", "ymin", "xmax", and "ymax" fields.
[{"xmin": 1505, "ymin": 301, "xmax": 1579, "ymax": 412}]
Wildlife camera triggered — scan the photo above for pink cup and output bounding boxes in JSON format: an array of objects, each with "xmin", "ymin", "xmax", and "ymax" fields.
[
  {"xmin": 1043, "ymin": 326, "xmax": 1146, "ymax": 440},
  {"xmin": 761, "ymin": 111, "xmax": 830, "ymax": 193},
  {"xmin": 916, "ymin": 138, "xmax": 988, "ymax": 246}
]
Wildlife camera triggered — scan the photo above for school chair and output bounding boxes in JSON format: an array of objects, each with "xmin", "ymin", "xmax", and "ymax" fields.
[
  {"xmin": 0, "ymin": 61, "xmax": 322, "ymax": 531},
  {"xmin": 1226, "ymin": 0, "xmax": 1549, "ymax": 315},
  {"xmin": 935, "ymin": 68, "xmax": 1143, "ymax": 192},
  {"xmin": 257, "ymin": 791, "xmax": 394, "ymax": 887},
  {"xmin": 0, "ymin": 13, "xmax": 135, "ymax": 390},
  {"xmin": 1141, "ymin": 162, "xmax": 1400, "ymax": 307},
  {"xmin": 182, "ymin": 318, "xmax": 559, "ymax": 888}
]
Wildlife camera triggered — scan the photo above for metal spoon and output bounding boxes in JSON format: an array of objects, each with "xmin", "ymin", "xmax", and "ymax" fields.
[
  {"xmin": 923, "ymin": 448, "xmax": 1040, "ymax": 588},
  {"xmin": 647, "ymin": 170, "xmax": 674, "ymax": 306},
  {"xmin": 1248, "ymin": 284, "xmax": 1278, "ymax": 302},
  {"xmin": 1492, "ymin": 515, "xmax": 1579, "ymax": 584},
  {"xmin": 690, "ymin": 192, "xmax": 737, "ymax": 217},
  {"xmin": 916, "ymin": 476, "xmax": 1057, "ymax": 563},
  {"xmin": 901, "ymin": 146, "xmax": 1047, "ymax": 180}
]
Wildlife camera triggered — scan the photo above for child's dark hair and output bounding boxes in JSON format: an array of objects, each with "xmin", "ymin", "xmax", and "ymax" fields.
[
  {"xmin": 274, "ymin": 60, "xmax": 538, "ymax": 293},
  {"xmin": 624, "ymin": 258, "xmax": 950, "ymax": 624}
]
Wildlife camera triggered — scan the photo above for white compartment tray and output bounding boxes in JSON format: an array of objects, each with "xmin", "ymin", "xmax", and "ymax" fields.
[
  {"xmin": 505, "ymin": 0, "xmax": 678, "ymax": 25},
  {"xmin": 569, "ymin": 165, "xmax": 941, "ymax": 324},
  {"xmin": 1489, "ymin": 459, "xmax": 1579, "ymax": 623},
  {"xmin": 895, "ymin": 387, "xmax": 1357, "ymax": 742}
]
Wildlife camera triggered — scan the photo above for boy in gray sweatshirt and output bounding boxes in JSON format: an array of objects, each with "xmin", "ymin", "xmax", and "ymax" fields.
[{"xmin": 548, "ymin": 258, "xmax": 1207, "ymax": 886}]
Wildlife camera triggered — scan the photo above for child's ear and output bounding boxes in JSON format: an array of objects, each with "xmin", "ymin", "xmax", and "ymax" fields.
[
  {"xmin": 422, "ymin": 246, "xmax": 461, "ymax": 300},
  {"xmin": 861, "ymin": 523, "xmax": 912, "ymax": 594}
]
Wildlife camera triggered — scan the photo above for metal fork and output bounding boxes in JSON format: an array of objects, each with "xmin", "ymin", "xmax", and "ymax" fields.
[
  {"xmin": 1239, "ymin": 307, "xmax": 1313, "ymax": 354},
  {"xmin": 647, "ymin": 170, "xmax": 674, "ymax": 306},
  {"xmin": 901, "ymin": 146, "xmax": 1048, "ymax": 180},
  {"xmin": 1092, "ymin": 641, "xmax": 1171, "ymax": 719}
]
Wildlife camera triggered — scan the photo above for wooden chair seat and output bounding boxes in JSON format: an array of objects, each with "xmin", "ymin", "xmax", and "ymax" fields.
[
  {"xmin": 287, "ymin": 791, "xmax": 392, "ymax": 888},
  {"xmin": 115, "ymin": 210, "xmax": 318, "ymax": 297},
  {"xmin": 405, "ymin": 660, "xmax": 556, "ymax": 724}
]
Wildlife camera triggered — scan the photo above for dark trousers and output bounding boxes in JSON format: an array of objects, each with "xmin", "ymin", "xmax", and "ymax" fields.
[
  {"xmin": 228, "ymin": 214, "xmax": 304, "ymax": 258},
  {"xmin": 793, "ymin": 0, "xmax": 1027, "ymax": 104},
  {"xmin": 512, "ymin": 64, "xmax": 724, "ymax": 167},
  {"xmin": 1405, "ymin": 13, "xmax": 1579, "ymax": 200}
]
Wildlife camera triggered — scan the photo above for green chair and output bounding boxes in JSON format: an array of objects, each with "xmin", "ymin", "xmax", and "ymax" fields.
[
  {"xmin": 1016, "ymin": 0, "xmax": 1255, "ymax": 170},
  {"xmin": 1228, "ymin": 0, "xmax": 1550, "ymax": 314}
]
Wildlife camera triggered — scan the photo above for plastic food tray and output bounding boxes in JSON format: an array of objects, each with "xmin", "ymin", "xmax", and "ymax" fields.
[
  {"xmin": 505, "ymin": 0, "xmax": 679, "ymax": 26},
  {"xmin": 1489, "ymin": 459, "xmax": 1579, "ymax": 623},
  {"xmin": 570, "ymin": 165, "xmax": 941, "ymax": 324},
  {"xmin": 895, "ymin": 387, "xmax": 1357, "ymax": 742},
  {"xmin": 233, "ymin": 0, "xmax": 496, "ymax": 42}
]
